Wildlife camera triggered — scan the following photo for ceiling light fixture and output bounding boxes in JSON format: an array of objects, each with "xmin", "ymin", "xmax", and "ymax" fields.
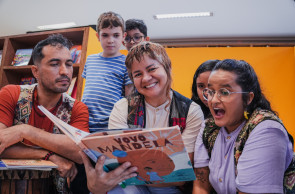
[
  {"xmin": 37, "ymin": 22, "xmax": 77, "ymax": 30},
  {"xmin": 154, "ymin": 12, "xmax": 213, "ymax": 19}
]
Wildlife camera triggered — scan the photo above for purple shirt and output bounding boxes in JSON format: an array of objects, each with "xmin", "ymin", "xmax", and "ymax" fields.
[{"xmin": 194, "ymin": 120, "xmax": 293, "ymax": 194}]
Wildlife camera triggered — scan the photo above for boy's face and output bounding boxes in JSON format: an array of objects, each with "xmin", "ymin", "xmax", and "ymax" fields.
[
  {"xmin": 123, "ymin": 28, "xmax": 150, "ymax": 51},
  {"xmin": 97, "ymin": 26, "xmax": 123, "ymax": 58}
]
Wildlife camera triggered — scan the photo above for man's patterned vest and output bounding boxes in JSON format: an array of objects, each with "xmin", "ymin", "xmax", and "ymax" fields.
[
  {"xmin": 127, "ymin": 90, "xmax": 192, "ymax": 133},
  {"xmin": 3, "ymin": 84, "xmax": 76, "ymax": 193},
  {"xmin": 202, "ymin": 108, "xmax": 295, "ymax": 194},
  {"xmin": 14, "ymin": 84, "xmax": 75, "ymax": 133}
]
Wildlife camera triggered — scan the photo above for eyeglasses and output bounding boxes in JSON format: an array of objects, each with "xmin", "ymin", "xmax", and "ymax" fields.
[
  {"xmin": 203, "ymin": 88, "xmax": 249, "ymax": 102},
  {"xmin": 124, "ymin": 35, "xmax": 144, "ymax": 43}
]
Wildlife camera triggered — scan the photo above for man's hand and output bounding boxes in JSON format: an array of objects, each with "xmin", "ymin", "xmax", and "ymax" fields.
[
  {"xmin": 79, "ymin": 151, "xmax": 138, "ymax": 194},
  {"xmin": 0, "ymin": 123, "xmax": 83, "ymax": 164},
  {"xmin": 0, "ymin": 125, "xmax": 24, "ymax": 154},
  {"xmin": 49, "ymin": 154, "xmax": 77, "ymax": 181}
]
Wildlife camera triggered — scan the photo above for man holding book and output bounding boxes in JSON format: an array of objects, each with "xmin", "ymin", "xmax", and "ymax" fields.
[{"xmin": 0, "ymin": 34, "xmax": 89, "ymax": 192}]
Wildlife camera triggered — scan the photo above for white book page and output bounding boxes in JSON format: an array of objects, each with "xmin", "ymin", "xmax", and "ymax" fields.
[{"xmin": 38, "ymin": 105, "xmax": 89, "ymax": 143}]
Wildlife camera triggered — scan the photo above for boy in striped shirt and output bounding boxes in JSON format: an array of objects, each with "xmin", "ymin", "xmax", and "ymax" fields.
[{"xmin": 82, "ymin": 11, "xmax": 133, "ymax": 132}]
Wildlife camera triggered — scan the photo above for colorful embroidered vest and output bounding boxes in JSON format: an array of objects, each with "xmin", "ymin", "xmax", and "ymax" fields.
[
  {"xmin": 13, "ymin": 84, "xmax": 75, "ymax": 134},
  {"xmin": 127, "ymin": 90, "xmax": 192, "ymax": 133},
  {"xmin": 203, "ymin": 108, "xmax": 295, "ymax": 193},
  {"xmin": 12, "ymin": 84, "xmax": 75, "ymax": 193}
]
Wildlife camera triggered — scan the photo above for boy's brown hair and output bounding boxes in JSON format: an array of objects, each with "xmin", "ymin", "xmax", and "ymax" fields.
[{"xmin": 96, "ymin": 11, "xmax": 124, "ymax": 34}]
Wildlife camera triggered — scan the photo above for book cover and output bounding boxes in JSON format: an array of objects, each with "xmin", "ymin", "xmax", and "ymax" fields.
[
  {"xmin": 1, "ymin": 159, "xmax": 58, "ymax": 170},
  {"xmin": 38, "ymin": 105, "xmax": 196, "ymax": 185},
  {"xmin": 20, "ymin": 77, "xmax": 36, "ymax": 85},
  {"xmin": 0, "ymin": 160, "xmax": 7, "ymax": 170},
  {"xmin": 70, "ymin": 45, "xmax": 82, "ymax": 64},
  {"xmin": 71, "ymin": 79, "xmax": 78, "ymax": 99},
  {"xmin": 0, "ymin": 50, "xmax": 2, "ymax": 66},
  {"xmin": 66, "ymin": 77, "xmax": 77, "ymax": 96},
  {"xmin": 83, "ymin": 128, "xmax": 196, "ymax": 185},
  {"xmin": 11, "ymin": 48, "xmax": 33, "ymax": 66}
]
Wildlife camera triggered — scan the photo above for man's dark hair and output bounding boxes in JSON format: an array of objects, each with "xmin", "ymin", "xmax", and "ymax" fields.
[
  {"xmin": 125, "ymin": 19, "xmax": 147, "ymax": 37},
  {"xmin": 32, "ymin": 34, "xmax": 73, "ymax": 65}
]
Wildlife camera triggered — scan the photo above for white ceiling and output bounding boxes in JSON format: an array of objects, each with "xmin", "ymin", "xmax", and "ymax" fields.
[{"xmin": 0, "ymin": 0, "xmax": 295, "ymax": 41}]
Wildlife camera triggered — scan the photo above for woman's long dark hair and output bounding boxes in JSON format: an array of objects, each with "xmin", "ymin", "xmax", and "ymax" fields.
[
  {"xmin": 213, "ymin": 59, "xmax": 275, "ymax": 116},
  {"xmin": 191, "ymin": 60, "xmax": 220, "ymax": 118}
]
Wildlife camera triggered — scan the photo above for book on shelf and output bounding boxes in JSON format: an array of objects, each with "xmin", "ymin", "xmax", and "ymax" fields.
[
  {"xmin": 0, "ymin": 50, "xmax": 2, "ymax": 66},
  {"xmin": 70, "ymin": 45, "xmax": 82, "ymax": 64},
  {"xmin": 66, "ymin": 77, "xmax": 77, "ymax": 96},
  {"xmin": 0, "ymin": 159, "xmax": 58, "ymax": 170},
  {"xmin": 71, "ymin": 79, "xmax": 78, "ymax": 99},
  {"xmin": 11, "ymin": 48, "xmax": 33, "ymax": 66},
  {"xmin": 20, "ymin": 77, "xmax": 36, "ymax": 85},
  {"xmin": 38, "ymin": 105, "xmax": 196, "ymax": 186}
]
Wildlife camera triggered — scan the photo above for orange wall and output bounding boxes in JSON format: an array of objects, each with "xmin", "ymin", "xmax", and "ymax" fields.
[
  {"xmin": 100, "ymin": 47, "xmax": 295, "ymax": 139},
  {"xmin": 82, "ymin": 28, "xmax": 102, "ymax": 95},
  {"xmin": 166, "ymin": 47, "xmax": 295, "ymax": 138}
]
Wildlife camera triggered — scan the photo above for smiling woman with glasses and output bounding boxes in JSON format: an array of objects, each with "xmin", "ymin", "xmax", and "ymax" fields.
[{"xmin": 193, "ymin": 59, "xmax": 294, "ymax": 194}]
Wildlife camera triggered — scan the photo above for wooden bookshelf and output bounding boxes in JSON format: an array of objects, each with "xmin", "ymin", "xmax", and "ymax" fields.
[
  {"xmin": 0, "ymin": 27, "xmax": 101, "ymax": 101},
  {"xmin": 0, "ymin": 37, "xmax": 5, "ymax": 82}
]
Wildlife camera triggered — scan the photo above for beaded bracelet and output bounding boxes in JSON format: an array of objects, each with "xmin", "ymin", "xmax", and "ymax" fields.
[{"xmin": 44, "ymin": 151, "xmax": 55, "ymax": 161}]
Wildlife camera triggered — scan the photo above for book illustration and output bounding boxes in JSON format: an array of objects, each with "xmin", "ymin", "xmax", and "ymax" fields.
[
  {"xmin": 38, "ymin": 105, "xmax": 196, "ymax": 185},
  {"xmin": 11, "ymin": 48, "xmax": 33, "ymax": 66},
  {"xmin": 20, "ymin": 77, "xmax": 36, "ymax": 85},
  {"xmin": 0, "ymin": 50, "xmax": 2, "ymax": 66},
  {"xmin": 70, "ymin": 45, "xmax": 82, "ymax": 64},
  {"xmin": 0, "ymin": 159, "xmax": 58, "ymax": 170},
  {"xmin": 113, "ymin": 150, "xmax": 172, "ymax": 184},
  {"xmin": 83, "ymin": 128, "xmax": 195, "ymax": 185}
]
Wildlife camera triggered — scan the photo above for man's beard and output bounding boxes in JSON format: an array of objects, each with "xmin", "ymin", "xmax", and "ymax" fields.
[{"xmin": 39, "ymin": 76, "xmax": 71, "ymax": 94}]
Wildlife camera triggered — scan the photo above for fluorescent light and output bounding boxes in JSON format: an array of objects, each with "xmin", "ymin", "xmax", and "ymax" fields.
[
  {"xmin": 154, "ymin": 12, "xmax": 213, "ymax": 19},
  {"xmin": 37, "ymin": 22, "xmax": 77, "ymax": 30}
]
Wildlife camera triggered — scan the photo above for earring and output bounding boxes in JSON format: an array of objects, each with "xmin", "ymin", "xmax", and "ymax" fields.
[{"xmin": 244, "ymin": 111, "xmax": 249, "ymax": 120}]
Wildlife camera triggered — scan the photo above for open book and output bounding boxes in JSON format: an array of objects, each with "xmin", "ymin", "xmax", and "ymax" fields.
[{"xmin": 38, "ymin": 105, "xmax": 196, "ymax": 185}]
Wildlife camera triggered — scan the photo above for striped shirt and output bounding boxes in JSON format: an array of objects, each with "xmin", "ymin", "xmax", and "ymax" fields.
[{"xmin": 82, "ymin": 53, "xmax": 132, "ymax": 132}]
